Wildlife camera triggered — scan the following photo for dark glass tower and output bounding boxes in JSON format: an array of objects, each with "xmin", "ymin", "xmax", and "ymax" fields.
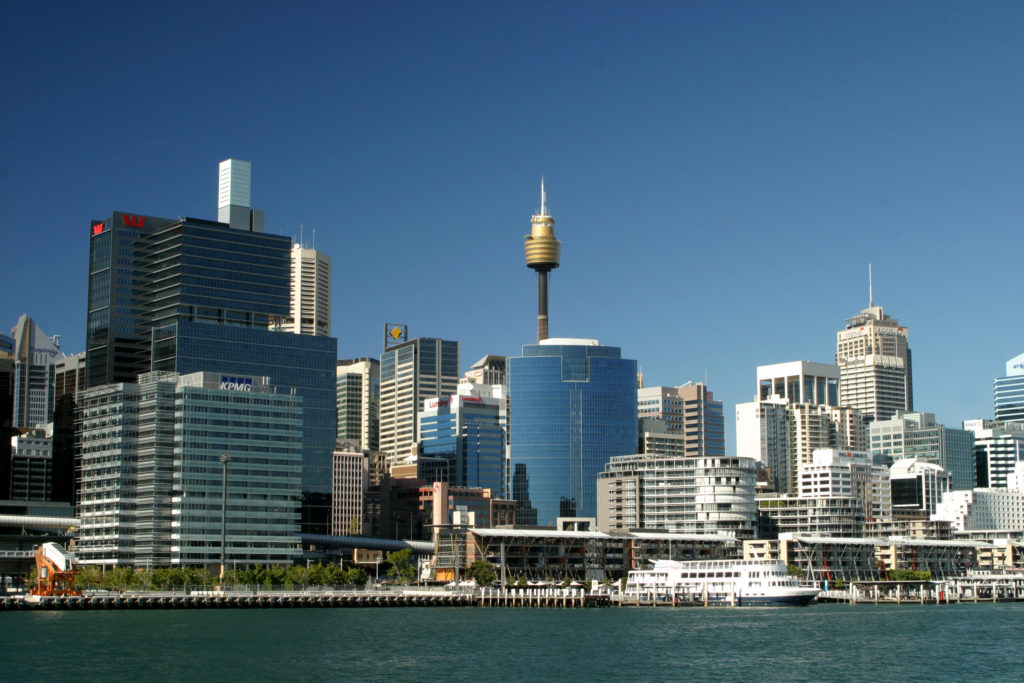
[
  {"xmin": 86, "ymin": 210, "xmax": 337, "ymax": 534},
  {"xmin": 507, "ymin": 339, "xmax": 638, "ymax": 526}
]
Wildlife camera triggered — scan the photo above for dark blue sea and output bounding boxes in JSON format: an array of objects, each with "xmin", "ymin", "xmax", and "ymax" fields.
[{"xmin": 3, "ymin": 603, "xmax": 1021, "ymax": 681}]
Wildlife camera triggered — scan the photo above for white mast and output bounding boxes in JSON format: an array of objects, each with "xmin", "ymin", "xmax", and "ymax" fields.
[{"xmin": 868, "ymin": 263, "xmax": 874, "ymax": 308}]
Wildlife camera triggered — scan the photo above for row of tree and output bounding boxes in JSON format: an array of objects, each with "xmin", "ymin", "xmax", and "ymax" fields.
[{"xmin": 73, "ymin": 562, "xmax": 371, "ymax": 590}]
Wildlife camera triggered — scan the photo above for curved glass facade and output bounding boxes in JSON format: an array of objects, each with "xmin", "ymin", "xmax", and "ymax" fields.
[{"xmin": 508, "ymin": 341, "xmax": 638, "ymax": 526}]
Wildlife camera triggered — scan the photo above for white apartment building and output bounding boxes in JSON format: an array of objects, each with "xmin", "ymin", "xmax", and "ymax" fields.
[
  {"xmin": 933, "ymin": 487, "xmax": 1024, "ymax": 532},
  {"xmin": 737, "ymin": 396, "xmax": 866, "ymax": 495},
  {"xmin": 798, "ymin": 449, "xmax": 890, "ymax": 522},
  {"xmin": 597, "ymin": 454, "xmax": 758, "ymax": 538}
]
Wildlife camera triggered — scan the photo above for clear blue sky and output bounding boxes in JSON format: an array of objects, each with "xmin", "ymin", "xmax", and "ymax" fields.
[{"xmin": 2, "ymin": 1, "xmax": 1021, "ymax": 451}]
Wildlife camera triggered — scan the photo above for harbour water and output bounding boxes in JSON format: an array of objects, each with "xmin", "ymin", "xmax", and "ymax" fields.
[{"xmin": 4, "ymin": 603, "xmax": 1021, "ymax": 681}]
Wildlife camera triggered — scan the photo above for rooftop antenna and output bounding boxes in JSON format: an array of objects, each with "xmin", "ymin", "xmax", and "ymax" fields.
[
  {"xmin": 312, "ymin": 227, "xmax": 316, "ymax": 250},
  {"xmin": 868, "ymin": 263, "xmax": 874, "ymax": 307},
  {"xmin": 299, "ymin": 224, "xmax": 304, "ymax": 248},
  {"xmin": 540, "ymin": 177, "xmax": 548, "ymax": 216}
]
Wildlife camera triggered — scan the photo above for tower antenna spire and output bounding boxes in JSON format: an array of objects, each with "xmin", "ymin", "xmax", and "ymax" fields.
[
  {"xmin": 540, "ymin": 177, "xmax": 548, "ymax": 216},
  {"xmin": 868, "ymin": 263, "xmax": 874, "ymax": 307}
]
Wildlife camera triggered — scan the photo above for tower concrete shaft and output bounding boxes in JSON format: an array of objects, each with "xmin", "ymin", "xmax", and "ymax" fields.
[{"xmin": 524, "ymin": 179, "xmax": 561, "ymax": 342}]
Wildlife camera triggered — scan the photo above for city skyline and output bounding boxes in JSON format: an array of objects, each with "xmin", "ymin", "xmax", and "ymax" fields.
[{"xmin": 3, "ymin": 2, "xmax": 1022, "ymax": 451}]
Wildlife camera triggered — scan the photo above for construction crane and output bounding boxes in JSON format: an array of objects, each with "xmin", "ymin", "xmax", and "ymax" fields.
[{"xmin": 31, "ymin": 542, "xmax": 81, "ymax": 597}]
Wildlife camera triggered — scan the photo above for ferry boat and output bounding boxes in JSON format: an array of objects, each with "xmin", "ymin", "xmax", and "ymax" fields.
[{"xmin": 623, "ymin": 559, "xmax": 820, "ymax": 607}]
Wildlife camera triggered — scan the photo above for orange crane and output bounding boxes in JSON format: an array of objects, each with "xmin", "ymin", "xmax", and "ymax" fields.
[{"xmin": 30, "ymin": 542, "xmax": 81, "ymax": 597}]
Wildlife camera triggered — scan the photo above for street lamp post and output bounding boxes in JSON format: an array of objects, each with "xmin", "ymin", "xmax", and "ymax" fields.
[{"xmin": 219, "ymin": 453, "xmax": 231, "ymax": 591}]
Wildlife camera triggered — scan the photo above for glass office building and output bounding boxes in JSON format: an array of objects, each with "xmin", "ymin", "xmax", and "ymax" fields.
[
  {"xmin": 152, "ymin": 320, "xmax": 336, "ymax": 533},
  {"xmin": 994, "ymin": 352, "xmax": 1024, "ymax": 424},
  {"xmin": 76, "ymin": 371, "xmax": 302, "ymax": 567},
  {"xmin": 508, "ymin": 338, "xmax": 638, "ymax": 526},
  {"xmin": 86, "ymin": 210, "xmax": 336, "ymax": 534},
  {"xmin": 420, "ymin": 394, "xmax": 506, "ymax": 496}
]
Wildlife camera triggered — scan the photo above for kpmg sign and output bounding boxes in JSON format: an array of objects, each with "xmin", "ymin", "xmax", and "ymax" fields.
[{"xmin": 220, "ymin": 376, "xmax": 253, "ymax": 391}]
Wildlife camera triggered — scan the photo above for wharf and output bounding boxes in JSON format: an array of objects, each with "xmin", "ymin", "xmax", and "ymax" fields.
[
  {"xmin": 818, "ymin": 574, "xmax": 1024, "ymax": 605},
  {"xmin": 0, "ymin": 587, "xmax": 607, "ymax": 611}
]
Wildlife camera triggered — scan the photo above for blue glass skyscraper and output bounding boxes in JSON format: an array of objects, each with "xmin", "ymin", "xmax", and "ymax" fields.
[{"xmin": 508, "ymin": 338, "xmax": 638, "ymax": 526}]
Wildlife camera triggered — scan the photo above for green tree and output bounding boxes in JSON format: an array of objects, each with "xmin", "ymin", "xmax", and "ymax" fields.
[
  {"xmin": 516, "ymin": 576, "xmax": 528, "ymax": 588},
  {"xmin": 341, "ymin": 566, "xmax": 369, "ymax": 586},
  {"xmin": 888, "ymin": 569, "xmax": 932, "ymax": 581},
  {"xmin": 786, "ymin": 564, "xmax": 804, "ymax": 578},
  {"xmin": 285, "ymin": 564, "xmax": 308, "ymax": 588},
  {"xmin": 385, "ymin": 548, "xmax": 416, "ymax": 584},
  {"xmin": 466, "ymin": 560, "xmax": 496, "ymax": 586},
  {"xmin": 78, "ymin": 565, "xmax": 104, "ymax": 590},
  {"xmin": 104, "ymin": 566, "xmax": 141, "ymax": 590}
]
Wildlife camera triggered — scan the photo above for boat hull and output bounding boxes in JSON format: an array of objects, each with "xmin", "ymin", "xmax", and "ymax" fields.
[{"xmin": 685, "ymin": 590, "xmax": 818, "ymax": 607}]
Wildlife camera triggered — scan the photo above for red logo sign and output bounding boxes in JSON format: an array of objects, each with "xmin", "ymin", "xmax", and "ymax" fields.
[
  {"xmin": 122, "ymin": 215, "xmax": 146, "ymax": 228},
  {"xmin": 92, "ymin": 222, "xmax": 105, "ymax": 235}
]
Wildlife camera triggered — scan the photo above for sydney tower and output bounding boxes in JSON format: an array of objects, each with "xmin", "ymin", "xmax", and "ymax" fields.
[{"xmin": 523, "ymin": 179, "xmax": 561, "ymax": 342}]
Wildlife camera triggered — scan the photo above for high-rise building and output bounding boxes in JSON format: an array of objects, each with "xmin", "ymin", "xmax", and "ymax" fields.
[
  {"xmin": 379, "ymin": 337, "xmax": 460, "ymax": 470},
  {"xmin": 459, "ymin": 355, "xmax": 507, "ymax": 389},
  {"xmin": 10, "ymin": 315, "xmax": 63, "ymax": 429},
  {"xmin": 85, "ymin": 160, "xmax": 337, "ymax": 533},
  {"xmin": 835, "ymin": 273, "xmax": 912, "ymax": 421},
  {"xmin": 331, "ymin": 443, "xmax": 368, "ymax": 536},
  {"xmin": 9, "ymin": 429, "xmax": 52, "ymax": 500},
  {"xmin": 963, "ymin": 419, "xmax": 1024, "ymax": 488},
  {"xmin": 736, "ymin": 397, "xmax": 791, "ymax": 492},
  {"xmin": 994, "ymin": 352, "xmax": 1024, "ymax": 424},
  {"xmin": 869, "ymin": 412, "xmax": 975, "ymax": 491},
  {"xmin": 798, "ymin": 449, "xmax": 891, "ymax": 522},
  {"xmin": 76, "ymin": 371, "xmax": 302, "ymax": 567},
  {"xmin": 756, "ymin": 361, "xmax": 839, "ymax": 406},
  {"xmin": 277, "ymin": 244, "xmax": 331, "ymax": 337},
  {"xmin": 419, "ymin": 391, "xmax": 506, "ymax": 496},
  {"xmin": 889, "ymin": 458, "xmax": 950, "ymax": 518},
  {"xmin": 736, "ymin": 361, "xmax": 866, "ymax": 494},
  {"xmin": 51, "ymin": 351, "xmax": 85, "ymax": 505},
  {"xmin": 933, "ymin": 486, "xmax": 1024, "ymax": 532},
  {"xmin": 336, "ymin": 358, "xmax": 380, "ymax": 452},
  {"xmin": 597, "ymin": 454, "xmax": 757, "ymax": 537},
  {"xmin": 217, "ymin": 158, "xmax": 264, "ymax": 232},
  {"xmin": 0, "ymin": 337, "xmax": 14, "ymax": 500},
  {"xmin": 637, "ymin": 383, "xmax": 725, "ymax": 457},
  {"xmin": 507, "ymin": 338, "xmax": 638, "ymax": 525}
]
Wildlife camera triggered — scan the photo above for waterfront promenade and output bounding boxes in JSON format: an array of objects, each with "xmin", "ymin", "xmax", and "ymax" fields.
[{"xmin": 5, "ymin": 573, "xmax": 1024, "ymax": 611}]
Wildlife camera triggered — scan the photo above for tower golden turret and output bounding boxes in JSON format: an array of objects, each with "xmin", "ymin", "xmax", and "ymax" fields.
[{"xmin": 524, "ymin": 178, "xmax": 561, "ymax": 341}]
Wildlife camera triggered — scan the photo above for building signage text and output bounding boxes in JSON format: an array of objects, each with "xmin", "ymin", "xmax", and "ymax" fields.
[{"xmin": 220, "ymin": 376, "xmax": 253, "ymax": 391}]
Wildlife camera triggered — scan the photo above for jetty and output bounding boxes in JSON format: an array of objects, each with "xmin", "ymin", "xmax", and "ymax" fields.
[{"xmin": 0, "ymin": 586, "xmax": 609, "ymax": 611}]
